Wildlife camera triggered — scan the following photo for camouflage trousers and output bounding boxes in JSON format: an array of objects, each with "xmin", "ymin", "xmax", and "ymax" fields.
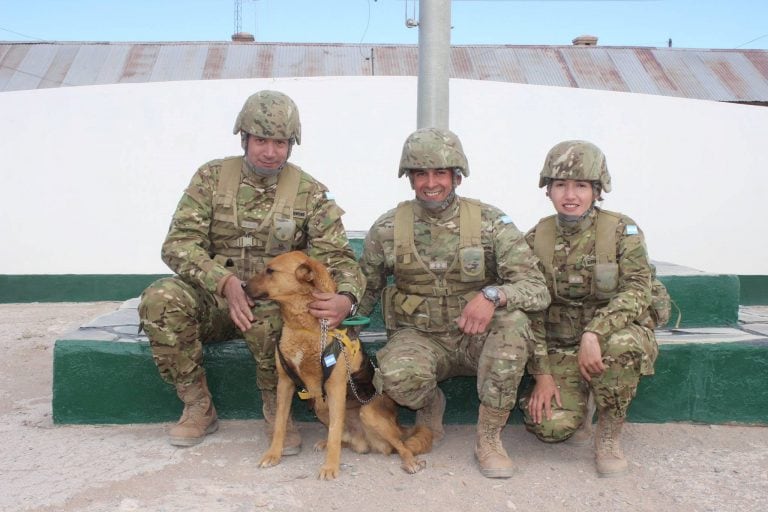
[
  {"xmin": 519, "ymin": 323, "xmax": 658, "ymax": 442},
  {"xmin": 138, "ymin": 276, "xmax": 282, "ymax": 391},
  {"xmin": 375, "ymin": 310, "xmax": 534, "ymax": 411}
]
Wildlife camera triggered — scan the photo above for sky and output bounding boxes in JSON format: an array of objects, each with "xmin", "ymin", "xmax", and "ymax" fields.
[{"xmin": 1, "ymin": 0, "xmax": 767, "ymax": 50}]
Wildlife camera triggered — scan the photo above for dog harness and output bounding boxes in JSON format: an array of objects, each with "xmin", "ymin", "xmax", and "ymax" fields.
[{"xmin": 276, "ymin": 328, "xmax": 377, "ymax": 403}]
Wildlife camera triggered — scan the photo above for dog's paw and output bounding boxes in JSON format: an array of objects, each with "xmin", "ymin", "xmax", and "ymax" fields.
[
  {"xmin": 313, "ymin": 440, "xmax": 328, "ymax": 452},
  {"xmin": 258, "ymin": 451, "xmax": 282, "ymax": 468},
  {"xmin": 401, "ymin": 457, "xmax": 427, "ymax": 474},
  {"xmin": 317, "ymin": 464, "xmax": 340, "ymax": 480}
]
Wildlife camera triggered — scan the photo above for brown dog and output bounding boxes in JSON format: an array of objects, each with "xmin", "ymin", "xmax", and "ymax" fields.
[{"xmin": 244, "ymin": 251, "xmax": 432, "ymax": 480}]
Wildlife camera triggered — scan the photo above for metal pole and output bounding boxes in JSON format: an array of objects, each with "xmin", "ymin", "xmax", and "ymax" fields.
[{"xmin": 417, "ymin": 0, "xmax": 451, "ymax": 129}]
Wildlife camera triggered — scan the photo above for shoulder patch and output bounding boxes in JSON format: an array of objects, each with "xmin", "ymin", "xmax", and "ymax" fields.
[
  {"xmin": 500, "ymin": 215, "xmax": 514, "ymax": 224},
  {"xmin": 625, "ymin": 224, "xmax": 639, "ymax": 235}
]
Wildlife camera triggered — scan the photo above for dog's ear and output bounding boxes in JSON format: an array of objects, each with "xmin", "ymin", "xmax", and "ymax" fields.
[
  {"xmin": 295, "ymin": 262, "xmax": 315, "ymax": 284},
  {"xmin": 300, "ymin": 257, "xmax": 336, "ymax": 293}
]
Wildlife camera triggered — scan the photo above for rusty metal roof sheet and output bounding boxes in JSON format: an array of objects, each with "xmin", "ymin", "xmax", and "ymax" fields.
[{"xmin": 1, "ymin": 41, "xmax": 767, "ymax": 103}]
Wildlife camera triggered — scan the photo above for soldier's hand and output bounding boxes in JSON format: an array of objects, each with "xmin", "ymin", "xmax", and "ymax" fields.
[
  {"xmin": 223, "ymin": 276, "xmax": 255, "ymax": 332},
  {"xmin": 578, "ymin": 332, "xmax": 605, "ymax": 381},
  {"xmin": 309, "ymin": 291, "xmax": 350, "ymax": 329},
  {"xmin": 528, "ymin": 374, "xmax": 562, "ymax": 424},
  {"xmin": 457, "ymin": 294, "xmax": 496, "ymax": 335}
]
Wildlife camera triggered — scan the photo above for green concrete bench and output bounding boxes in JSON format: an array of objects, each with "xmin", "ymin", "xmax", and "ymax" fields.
[
  {"xmin": 52, "ymin": 321, "xmax": 768, "ymax": 425},
  {"xmin": 41, "ymin": 248, "xmax": 768, "ymax": 426}
]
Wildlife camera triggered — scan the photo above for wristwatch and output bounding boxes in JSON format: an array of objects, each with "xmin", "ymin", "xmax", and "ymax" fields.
[
  {"xmin": 339, "ymin": 291, "xmax": 359, "ymax": 317},
  {"xmin": 481, "ymin": 286, "xmax": 501, "ymax": 308}
]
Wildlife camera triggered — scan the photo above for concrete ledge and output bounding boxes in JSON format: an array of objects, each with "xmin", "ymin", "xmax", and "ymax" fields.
[
  {"xmin": 53, "ymin": 326, "xmax": 768, "ymax": 426},
  {"xmin": 46, "ymin": 261, "xmax": 763, "ymax": 426},
  {"xmin": 0, "ymin": 254, "xmax": 746, "ymax": 329},
  {"xmin": 2, "ymin": 271, "xmax": 742, "ymax": 328}
]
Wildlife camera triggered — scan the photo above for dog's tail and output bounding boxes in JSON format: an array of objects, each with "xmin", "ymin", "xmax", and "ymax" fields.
[{"xmin": 402, "ymin": 425, "xmax": 433, "ymax": 455}]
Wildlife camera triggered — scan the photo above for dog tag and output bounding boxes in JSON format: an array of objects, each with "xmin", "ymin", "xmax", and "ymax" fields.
[{"xmin": 297, "ymin": 389, "xmax": 311, "ymax": 400}]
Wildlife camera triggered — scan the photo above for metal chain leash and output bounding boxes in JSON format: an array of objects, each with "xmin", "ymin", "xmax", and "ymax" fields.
[
  {"xmin": 320, "ymin": 318, "xmax": 378, "ymax": 405},
  {"xmin": 338, "ymin": 340, "xmax": 378, "ymax": 405},
  {"xmin": 319, "ymin": 318, "xmax": 328, "ymax": 353}
]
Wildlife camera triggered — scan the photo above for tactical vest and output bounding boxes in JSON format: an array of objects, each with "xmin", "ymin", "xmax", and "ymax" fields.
[
  {"xmin": 533, "ymin": 210, "xmax": 671, "ymax": 343},
  {"xmin": 383, "ymin": 199, "xmax": 491, "ymax": 333},
  {"xmin": 209, "ymin": 157, "xmax": 301, "ymax": 279}
]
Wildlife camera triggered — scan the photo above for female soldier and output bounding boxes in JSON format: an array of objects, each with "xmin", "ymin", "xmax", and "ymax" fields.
[{"xmin": 521, "ymin": 140, "xmax": 661, "ymax": 477}]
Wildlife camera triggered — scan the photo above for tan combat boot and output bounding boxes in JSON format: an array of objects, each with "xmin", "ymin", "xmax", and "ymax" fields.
[
  {"xmin": 567, "ymin": 392, "xmax": 595, "ymax": 446},
  {"xmin": 169, "ymin": 374, "xmax": 219, "ymax": 447},
  {"xmin": 594, "ymin": 412, "xmax": 628, "ymax": 477},
  {"xmin": 474, "ymin": 404, "xmax": 515, "ymax": 478},
  {"xmin": 415, "ymin": 387, "xmax": 446, "ymax": 444},
  {"xmin": 261, "ymin": 389, "xmax": 302, "ymax": 456}
]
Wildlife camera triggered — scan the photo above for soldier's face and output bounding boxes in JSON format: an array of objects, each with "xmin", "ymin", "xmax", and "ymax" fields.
[
  {"xmin": 245, "ymin": 136, "xmax": 290, "ymax": 170},
  {"xmin": 548, "ymin": 179, "xmax": 595, "ymax": 217},
  {"xmin": 410, "ymin": 168, "xmax": 461, "ymax": 203}
]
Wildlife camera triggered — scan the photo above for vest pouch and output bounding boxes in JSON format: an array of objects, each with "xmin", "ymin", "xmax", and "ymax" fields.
[
  {"xmin": 396, "ymin": 294, "xmax": 431, "ymax": 331},
  {"xmin": 265, "ymin": 215, "xmax": 296, "ymax": 256},
  {"xmin": 458, "ymin": 246, "xmax": 485, "ymax": 282},
  {"xmin": 212, "ymin": 254, "xmax": 252, "ymax": 280},
  {"xmin": 400, "ymin": 294, "xmax": 426, "ymax": 315},
  {"xmin": 381, "ymin": 285, "xmax": 399, "ymax": 330},
  {"xmin": 593, "ymin": 262, "xmax": 619, "ymax": 300},
  {"xmin": 544, "ymin": 305, "xmax": 581, "ymax": 346}
]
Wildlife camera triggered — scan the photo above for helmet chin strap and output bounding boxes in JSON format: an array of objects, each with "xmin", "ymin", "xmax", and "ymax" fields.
[
  {"xmin": 243, "ymin": 157, "xmax": 285, "ymax": 178},
  {"xmin": 557, "ymin": 202, "xmax": 597, "ymax": 224},
  {"xmin": 416, "ymin": 189, "xmax": 457, "ymax": 211}
]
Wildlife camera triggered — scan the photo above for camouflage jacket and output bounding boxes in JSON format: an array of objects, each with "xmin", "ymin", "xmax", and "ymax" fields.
[
  {"xmin": 358, "ymin": 197, "xmax": 550, "ymax": 324},
  {"xmin": 160, "ymin": 157, "xmax": 364, "ymax": 300},
  {"xmin": 525, "ymin": 207, "xmax": 653, "ymax": 374}
]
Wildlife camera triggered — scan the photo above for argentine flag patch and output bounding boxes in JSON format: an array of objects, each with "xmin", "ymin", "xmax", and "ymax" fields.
[
  {"xmin": 324, "ymin": 353, "xmax": 337, "ymax": 367},
  {"xmin": 500, "ymin": 215, "xmax": 513, "ymax": 224},
  {"xmin": 625, "ymin": 224, "xmax": 639, "ymax": 235}
]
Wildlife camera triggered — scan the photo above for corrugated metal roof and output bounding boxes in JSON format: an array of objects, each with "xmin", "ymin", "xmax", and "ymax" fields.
[{"xmin": 1, "ymin": 41, "xmax": 767, "ymax": 103}]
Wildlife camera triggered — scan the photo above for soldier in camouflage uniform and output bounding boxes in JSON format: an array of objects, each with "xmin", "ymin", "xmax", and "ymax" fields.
[
  {"xmin": 520, "ymin": 140, "xmax": 659, "ymax": 478},
  {"xmin": 358, "ymin": 128, "xmax": 550, "ymax": 478},
  {"xmin": 138, "ymin": 90, "xmax": 364, "ymax": 449}
]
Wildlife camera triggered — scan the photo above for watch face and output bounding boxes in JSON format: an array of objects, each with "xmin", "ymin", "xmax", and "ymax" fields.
[{"xmin": 482, "ymin": 287, "xmax": 500, "ymax": 306}]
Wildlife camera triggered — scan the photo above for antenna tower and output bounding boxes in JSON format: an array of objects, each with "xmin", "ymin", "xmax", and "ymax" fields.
[{"xmin": 234, "ymin": 0, "xmax": 243, "ymax": 35}]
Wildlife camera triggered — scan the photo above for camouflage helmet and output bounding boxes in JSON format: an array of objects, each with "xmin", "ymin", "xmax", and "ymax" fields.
[
  {"xmin": 398, "ymin": 128, "xmax": 469, "ymax": 178},
  {"xmin": 539, "ymin": 140, "xmax": 611, "ymax": 193},
  {"xmin": 232, "ymin": 90, "xmax": 301, "ymax": 145}
]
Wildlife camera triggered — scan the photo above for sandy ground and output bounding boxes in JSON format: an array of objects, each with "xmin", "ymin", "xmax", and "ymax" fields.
[{"xmin": 1, "ymin": 302, "xmax": 767, "ymax": 512}]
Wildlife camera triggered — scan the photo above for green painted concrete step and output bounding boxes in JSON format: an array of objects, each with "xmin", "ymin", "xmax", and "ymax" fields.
[{"xmin": 53, "ymin": 329, "xmax": 768, "ymax": 426}]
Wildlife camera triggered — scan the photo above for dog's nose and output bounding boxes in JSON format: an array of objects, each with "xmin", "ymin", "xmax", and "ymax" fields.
[{"xmin": 241, "ymin": 279, "xmax": 268, "ymax": 300}]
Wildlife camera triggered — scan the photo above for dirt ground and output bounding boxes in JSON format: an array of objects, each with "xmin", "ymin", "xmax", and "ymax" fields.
[{"xmin": 1, "ymin": 302, "xmax": 766, "ymax": 512}]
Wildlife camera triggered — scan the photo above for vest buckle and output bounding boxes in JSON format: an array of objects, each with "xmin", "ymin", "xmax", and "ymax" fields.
[{"xmin": 432, "ymin": 286, "xmax": 450, "ymax": 296}]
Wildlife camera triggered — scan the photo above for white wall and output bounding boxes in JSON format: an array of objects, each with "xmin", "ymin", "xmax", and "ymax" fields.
[{"xmin": 1, "ymin": 76, "xmax": 766, "ymax": 275}]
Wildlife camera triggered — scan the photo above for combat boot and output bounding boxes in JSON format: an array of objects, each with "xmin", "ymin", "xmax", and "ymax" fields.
[
  {"xmin": 261, "ymin": 389, "xmax": 302, "ymax": 456},
  {"xmin": 567, "ymin": 392, "xmax": 595, "ymax": 446},
  {"xmin": 415, "ymin": 387, "xmax": 446, "ymax": 444},
  {"xmin": 594, "ymin": 412, "xmax": 628, "ymax": 477},
  {"xmin": 169, "ymin": 374, "xmax": 219, "ymax": 447},
  {"xmin": 474, "ymin": 404, "xmax": 515, "ymax": 478}
]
